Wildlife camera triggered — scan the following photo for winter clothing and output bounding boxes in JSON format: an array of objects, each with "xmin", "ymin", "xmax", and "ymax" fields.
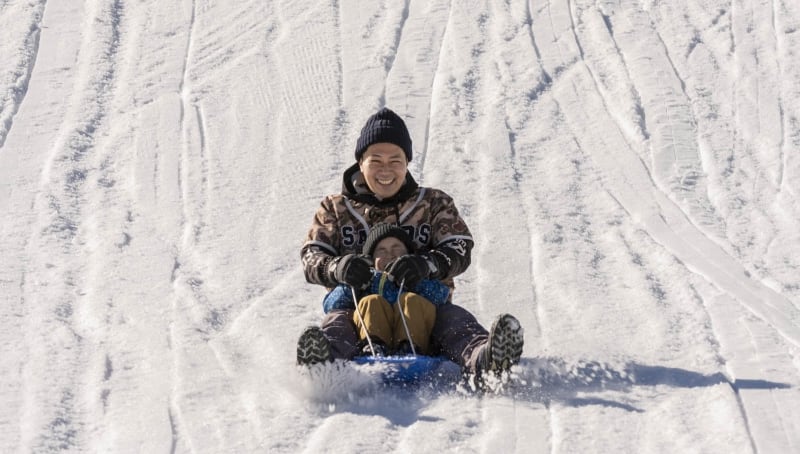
[
  {"xmin": 301, "ymin": 107, "xmax": 520, "ymax": 375},
  {"xmin": 318, "ymin": 305, "xmax": 489, "ymax": 368},
  {"xmin": 321, "ymin": 285, "xmax": 355, "ymax": 313},
  {"xmin": 432, "ymin": 304, "xmax": 490, "ymax": 371},
  {"xmin": 322, "ymin": 272, "xmax": 450, "ymax": 313},
  {"xmin": 371, "ymin": 272, "xmax": 450, "ymax": 307},
  {"xmin": 354, "ymin": 107, "xmax": 413, "ymax": 162},
  {"xmin": 479, "ymin": 314, "xmax": 524, "ymax": 372},
  {"xmin": 319, "ymin": 309, "xmax": 360, "ymax": 360},
  {"xmin": 302, "ymin": 159, "xmax": 479, "ymax": 368},
  {"xmin": 354, "ymin": 293, "xmax": 437, "ymax": 355},
  {"xmin": 362, "ymin": 223, "xmax": 415, "ymax": 257},
  {"xmin": 327, "ymin": 253, "xmax": 372, "ymax": 289},
  {"xmin": 322, "ymin": 272, "xmax": 448, "ymax": 355},
  {"xmin": 301, "ymin": 163, "xmax": 473, "ymax": 292},
  {"xmin": 320, "ymin": 220, "xmax": 449, "ymax": 356},
  {"xmin": 296, "ymin": 326, "xmax": 332, "ymax": 365},
  {"xmin": 384, "ymin": 254, "xmax": 429, "ymax": 289}
]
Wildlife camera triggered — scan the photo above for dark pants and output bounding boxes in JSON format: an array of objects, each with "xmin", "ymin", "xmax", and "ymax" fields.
[{"xmin": 321, "ymin": 304, "xmax": 489, "ymax": 372}]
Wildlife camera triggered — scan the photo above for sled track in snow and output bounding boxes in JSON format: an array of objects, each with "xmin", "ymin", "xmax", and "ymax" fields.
[
  {"xmin": 2, "ymin": 1, "xmax": 800, "ymax": 452},
  {"xmin": 0, "ymin": 1, "xmax": 45, "ymax": 149},
  {"xmin": 558, "ymin": 3, "xmax": 800, "ymax": 451},
  {"xmin": 19, "ymin": 0, "xmax": 125, "ymax": 450}
]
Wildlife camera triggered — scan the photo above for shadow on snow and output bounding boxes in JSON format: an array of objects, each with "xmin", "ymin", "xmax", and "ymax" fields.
[
  {"xmin": 297, "ymin": 356, "xmax": 791, "ymax": 424},
  {"xmin": 508, "ymin": 356, "xmax": 792, "ymax": 413}
]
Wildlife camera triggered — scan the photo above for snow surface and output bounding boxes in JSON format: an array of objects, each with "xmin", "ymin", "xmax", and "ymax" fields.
[{"xmin": 1, "ymin": 0, "xmax": 800, "ymax": 452}]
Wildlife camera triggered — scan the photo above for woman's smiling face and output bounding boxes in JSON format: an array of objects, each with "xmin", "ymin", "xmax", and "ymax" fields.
[{"xmin": 358, "ymin": 143, "xmax": 408, "ymax": 200}]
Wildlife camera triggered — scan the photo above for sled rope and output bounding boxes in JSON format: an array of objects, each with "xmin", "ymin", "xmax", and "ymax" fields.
[
  {"xmin": 351, "ymin": 286, "xmax": 378, "ymax": 356},
  {"xmin": 396, "ymin": 280, "xmax": 417, "ymax": 356}
]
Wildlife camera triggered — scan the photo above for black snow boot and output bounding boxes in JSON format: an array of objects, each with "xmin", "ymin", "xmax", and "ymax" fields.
[
  {"xmin": 296, "ymin": 326, "xmax": 333, "ymax": 366},
  {"xmin": 478, "ymin": 313, "xmax": 524, "ymax": 373}
]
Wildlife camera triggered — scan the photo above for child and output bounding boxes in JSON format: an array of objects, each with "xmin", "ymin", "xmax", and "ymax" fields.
[{"xmin": 322, "ymin": 223, "xmax": 449, "ymax": 355}]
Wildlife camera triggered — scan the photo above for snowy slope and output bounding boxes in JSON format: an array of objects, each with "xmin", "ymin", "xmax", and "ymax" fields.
[{"xmin": 1, "ymin": 0, "xmax": 799, "ymax": 452}]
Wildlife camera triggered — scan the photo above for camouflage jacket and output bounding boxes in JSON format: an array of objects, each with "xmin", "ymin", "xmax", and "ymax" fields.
[{"xmin": 302, "ymin": 163, "xmax": 474, "ymax": 293}]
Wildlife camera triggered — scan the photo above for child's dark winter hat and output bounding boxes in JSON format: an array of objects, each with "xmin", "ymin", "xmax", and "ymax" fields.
[
  {"xmin": 363, "ymin": 223, "xmax": 415, "ymax": 257},
  {"xmin": 354, "ymin": 107, "xmax": 413, "ymax": 162}
]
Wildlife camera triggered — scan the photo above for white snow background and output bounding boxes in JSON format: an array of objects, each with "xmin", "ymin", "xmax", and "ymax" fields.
[{"xmin": 2, "ymin": 0, "xmax": 800, "ymax": 452}]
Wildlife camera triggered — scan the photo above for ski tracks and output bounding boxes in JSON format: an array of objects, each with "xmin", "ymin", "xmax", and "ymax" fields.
[
  {"xmin": 14, "ymin": 0, "xmax": 125, "ymax": 451},
  {"xmin": 0, "ymin": 0, "xmax": 45, "ymax": 149},
  {"xmin": 164, "ymin": 1, "xmax": 306, "ymax": 451},
  {"xmin": 382, "ymin": 0, "xmax": 450, "ymax": 182},
  {"xmin": 421, "ymin": 2, "xmax": 556, "ymax": 451},
  {"xmin": 0, "ymin": 1, "xmax": 46, "ymax": 450},
  {"xmin": 4, "ymin": 1, "xmax": 798, "ymax": 452},
  {"xmin": 549, "ymin": 0, "xmax": 800, "ymax": 451}
]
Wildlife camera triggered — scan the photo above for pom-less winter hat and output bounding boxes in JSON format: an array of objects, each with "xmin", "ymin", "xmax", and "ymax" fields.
[
  {"xmin": 363, "ymin": 223, "xmax": 415, "ymax": 257},
  {"xmin": 354, "ymin": 107, "xmax": 413, "ymax": 162}
]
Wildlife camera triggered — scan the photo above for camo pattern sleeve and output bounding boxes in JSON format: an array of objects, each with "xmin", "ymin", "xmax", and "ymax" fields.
[
  {"xmin": 424, "ymin": 189, "xmax": 474, "ymax": 280},
  {"xmin": 301, "ymin": 196, "xmax": 342, "ymax": 288},
  {"xmin": 301, "ymin": 187, "xmax": 474, "ymax": 289}
]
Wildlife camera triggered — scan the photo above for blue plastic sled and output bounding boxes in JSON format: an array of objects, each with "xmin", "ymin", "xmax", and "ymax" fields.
[{"xmin": 352, "ymin": 355, "xmax": 455, "ymax": 385}]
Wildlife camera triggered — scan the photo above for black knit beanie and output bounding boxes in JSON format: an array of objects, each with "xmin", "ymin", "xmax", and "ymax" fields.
[
  {"xmin": 354, "ymin": 107, "xmax": 413, "ymax": 162},
  {"xmin": 363, "ymin": 223, "xmax": 415, "ymax": 257}
]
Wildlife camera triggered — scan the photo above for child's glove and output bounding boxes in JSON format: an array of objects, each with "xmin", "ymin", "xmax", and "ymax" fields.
[{"xmin": 385, "ymin": 254, "xmax": 430, "ymax": 289}]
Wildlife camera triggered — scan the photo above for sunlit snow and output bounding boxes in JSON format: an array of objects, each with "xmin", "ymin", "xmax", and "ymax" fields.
[{"xmin": 1, "ymin": 0, "xmax": 799, "ymax": 452}]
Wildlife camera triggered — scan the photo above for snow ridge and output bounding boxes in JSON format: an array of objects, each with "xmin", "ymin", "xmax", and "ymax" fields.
[{"xmin": 1, "ymin": 1, "xmax": 799, "ymax": 453}]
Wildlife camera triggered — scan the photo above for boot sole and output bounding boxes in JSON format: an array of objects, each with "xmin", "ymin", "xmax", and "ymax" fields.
[
  {"xmin": 296, "ymin": 326, "xmax": 332, "ymax": 365},
  {"xmin": 487, "ymin": 313, "xmax": 524, "ymax": 371}
]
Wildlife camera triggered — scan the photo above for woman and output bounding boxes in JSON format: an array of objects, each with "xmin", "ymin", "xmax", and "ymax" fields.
[{"xmin": 297, "ymin": 107, "xmax": 523, "ymax": 380}]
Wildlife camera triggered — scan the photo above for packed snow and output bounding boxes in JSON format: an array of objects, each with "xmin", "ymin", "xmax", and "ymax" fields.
[{"xmin": 1, "ymin": 0, "xmax": 799, "ymax": 452}]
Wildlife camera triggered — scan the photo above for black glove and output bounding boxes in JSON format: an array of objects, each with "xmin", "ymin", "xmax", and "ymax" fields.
[
  {"xmin": 328, "ymin": 254, "xmax": 373, "ymax": 289},
  {"xmin": 385, "ymin": 254, "xmax": 430, "ymax": 290}
]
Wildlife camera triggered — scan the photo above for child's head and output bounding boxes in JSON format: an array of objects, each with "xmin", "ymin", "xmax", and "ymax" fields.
[{"xmin": 363, "ymin": 224, "xmax": 415, "ymax": 271}]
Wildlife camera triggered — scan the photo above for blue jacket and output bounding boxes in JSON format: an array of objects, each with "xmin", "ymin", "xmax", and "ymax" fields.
[{"xmin": 322, "ymin": 271, "xmax": 450, "ymax": 313}]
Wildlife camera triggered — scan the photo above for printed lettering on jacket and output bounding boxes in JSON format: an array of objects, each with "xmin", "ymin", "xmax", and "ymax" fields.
[{"xmin": 301, "ymin": 186, "xmax": 474, "ymax": 291}]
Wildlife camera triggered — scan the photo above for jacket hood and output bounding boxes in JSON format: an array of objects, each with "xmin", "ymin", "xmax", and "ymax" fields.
[{"xmin": 341, "ymin": 163, "xmax": 419, "ymax": 206}]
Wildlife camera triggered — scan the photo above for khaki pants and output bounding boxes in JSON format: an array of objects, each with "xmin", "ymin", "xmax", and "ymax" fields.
[
  {"xmin": 322, "ymin": 304, "xmax": 489, "ymax": 371},
  {"xmin": 353, "ymin": 293, "xmax": 437, "ymax": 354}
]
